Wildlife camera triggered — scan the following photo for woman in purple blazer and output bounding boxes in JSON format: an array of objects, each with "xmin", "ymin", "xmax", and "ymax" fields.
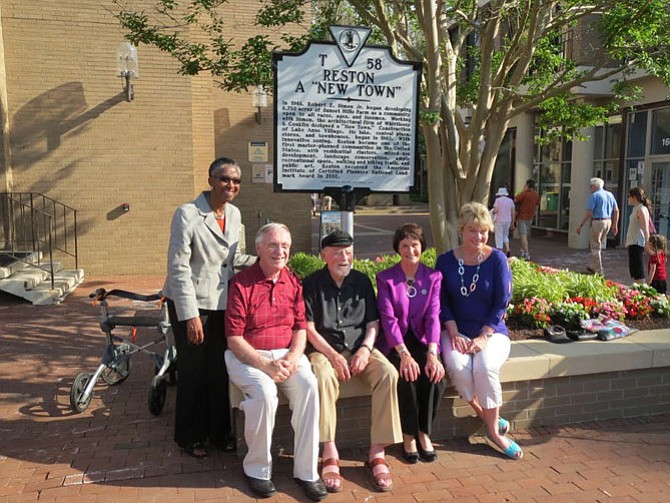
[{"xmin": 376, "ymin": 224, "xmax": 446, "ymax": 464}]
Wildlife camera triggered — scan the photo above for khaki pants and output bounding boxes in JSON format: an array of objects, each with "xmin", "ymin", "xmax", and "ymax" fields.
[
  {"xmin": 589, "ymin": 219, "xmax": 611, "ymax": 274},
  {"xmin": 309, "ymin": 349, "xmax": 403, "ymax": 446}
]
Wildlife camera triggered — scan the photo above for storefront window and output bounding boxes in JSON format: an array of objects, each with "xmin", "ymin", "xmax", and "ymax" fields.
[
  {"xmin": 533, "ymin": 125, "xmax": 572, "ymax": 231},
  {"xmin": 628, "ymin": 111, "xmax": 647, "ymax": 158},
  {"xmin": 651, "ymin": 108, "xmax": 670, "ymax": 155},
  {"xmin": 593, "ymin": 119, "xmax": 623, "ymax": 197},
  {"xmin": 617, "ymin": 106, "xmax": 670, "ymax": 241},
  {"xmin": 538, "ymin": 163, "xmax": 561, "ymax": 228},
  {"xmin": 606, "ymin": 122, "xmax": 622, "ymax": 160}
]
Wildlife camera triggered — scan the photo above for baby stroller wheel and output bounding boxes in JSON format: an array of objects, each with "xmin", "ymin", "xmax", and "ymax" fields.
[
  {"xmin": 70, "ymin": 372, "xmax": 93, "ymax": 412},
  {"xmin": 101, "ymin": 344, "xmax": 132, "ymax": 385},
  {"xmin": 148, "ymin": 380, "xmax": 167, "ymax": 416}
]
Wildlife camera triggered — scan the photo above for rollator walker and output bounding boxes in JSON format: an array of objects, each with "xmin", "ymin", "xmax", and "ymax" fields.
[{"xmin": 69, "ymin": 288, "xmax": 177, "ymax": 415}]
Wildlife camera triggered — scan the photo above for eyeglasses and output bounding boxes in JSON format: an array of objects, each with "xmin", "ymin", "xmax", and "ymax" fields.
[{"xmin": 216, "ymin": 176, "xmax": 242, "ymax": 185}]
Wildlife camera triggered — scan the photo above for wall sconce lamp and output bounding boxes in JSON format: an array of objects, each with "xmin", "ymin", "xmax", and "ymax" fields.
[
  {"xmin": 116, "ymin": 42, "xmax": 139, "ymax": 102},
  {"xmin": 252, "ymin": 85, "xmax": 268, "ymax": 124}
]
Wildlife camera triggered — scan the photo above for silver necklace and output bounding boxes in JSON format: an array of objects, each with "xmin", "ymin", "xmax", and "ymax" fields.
[
  {"xmin": 458, "ymin": 250, "xmax": 483, "ymax": 297},
  {"xmin": 406, "ymin": 278, "xmax": 417, "ymax": 298}
]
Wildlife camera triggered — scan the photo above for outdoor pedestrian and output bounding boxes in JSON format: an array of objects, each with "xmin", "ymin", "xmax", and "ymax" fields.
[
  {"xmin": 162, "ymin": 157, "xmax": 255, "ymax": 458},
  {"xmin": 311, "ymin": 193, "xmax": 319, "ymax": 216},
  {"xmin": 436, "ymin": 202, "xmax": 522, "ymax": 460},
  {"xmin": 375, "ymin": 224, "xmax": 446, "ymax": 465},
  {"xmin": 514, "ymin": 180, "xmax": 540, "ymax": 260},
  {"xmin": 646, "ymin": 233, "xmax": 667, "ymax": 294},
  {"xmin": 491, "ymin": 187, "xmax": 515, "ymax": 257},
  {"xmin": 576, "ymin": 177, "xmax": 619, "ymax": 276},
  {"xmin": 625, "ymin": 187, "xmax": 651, "ymax": 283},
  {"xmin": 321, "ymin": 194, "xmax": 333, "ymax": 212}
]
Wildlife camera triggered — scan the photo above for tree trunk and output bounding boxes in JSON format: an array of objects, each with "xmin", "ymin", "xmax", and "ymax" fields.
[{"xmin": 425, "ymin": 122, "xmax": 459, "ymax": 254}]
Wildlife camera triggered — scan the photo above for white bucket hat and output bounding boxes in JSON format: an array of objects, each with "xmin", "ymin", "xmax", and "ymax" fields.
[{"xmin": 495, "ymin": 187, "xmax": 509, "ymax": 197}]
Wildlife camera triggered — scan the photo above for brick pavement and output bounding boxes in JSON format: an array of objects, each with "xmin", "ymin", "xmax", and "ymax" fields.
[{"xmin": 1, "ymin": 233, "xmax": 669, "ymax": 502}]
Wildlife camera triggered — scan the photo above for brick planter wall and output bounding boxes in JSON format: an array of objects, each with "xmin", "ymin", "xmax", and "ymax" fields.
[
  {"xmin": 232, "ymin": 330, "xmax": 670, "ymax": 454},
  {"xmin": 235, "ymin": 366, "xmax": 670, "ymax": 453}
]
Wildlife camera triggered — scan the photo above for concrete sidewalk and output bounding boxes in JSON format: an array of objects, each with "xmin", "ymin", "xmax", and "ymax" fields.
[{"xmin": 0, "ymin": 230, "xmax": 667, "ymax": 502}]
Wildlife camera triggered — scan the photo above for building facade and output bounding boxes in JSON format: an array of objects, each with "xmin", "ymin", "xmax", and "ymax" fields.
[
  {"xmin": 0, "ymin": 0, "xmax": 310, "ymax": 276},
  {"xmin": 503, "ymin": 77, "xmax": 670, "ymax": 250}
]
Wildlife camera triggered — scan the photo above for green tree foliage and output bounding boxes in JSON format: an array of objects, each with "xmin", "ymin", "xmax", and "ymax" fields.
[{"xmin": 115, "ymin": 0, "xmax": 670, "ymax": 251}]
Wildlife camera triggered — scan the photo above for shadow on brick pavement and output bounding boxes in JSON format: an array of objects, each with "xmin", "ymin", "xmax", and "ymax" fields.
[{"xmin": 1, "ymin": 240, "xmax": 669, "ymax": 501}]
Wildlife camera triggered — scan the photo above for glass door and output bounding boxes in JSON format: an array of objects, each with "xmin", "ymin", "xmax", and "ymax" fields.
[{"xmin": 650, "ymin": 161, "xmax": 670, "ymax": 238}]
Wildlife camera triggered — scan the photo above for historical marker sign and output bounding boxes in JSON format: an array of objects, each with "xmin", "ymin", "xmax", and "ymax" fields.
[{"xmin": 273, "ymin": 26, "xmax": 421, "ymax": 193}]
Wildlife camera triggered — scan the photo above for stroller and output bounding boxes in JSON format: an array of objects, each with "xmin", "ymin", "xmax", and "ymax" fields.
[{"xmin": 69, "ymin": 288, "xmax": 177, "ymax": 415}]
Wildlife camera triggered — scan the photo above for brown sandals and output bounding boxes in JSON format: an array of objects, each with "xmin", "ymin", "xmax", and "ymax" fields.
[
  {"xmin": 320, "ymin": 458, "xmax": 342, "ymax": 493},
  {"xmin": 365, "ymin": 457, "xmax": 393, "ymax": 492}
]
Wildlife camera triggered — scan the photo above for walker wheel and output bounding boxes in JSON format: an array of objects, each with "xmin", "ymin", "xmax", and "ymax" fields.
[
  {"xmin": 101, "ymin": 344, "xmax": 132, "ymax": 385},
  {"xmin": 70, "ymin": 372, "xmax": 93, "ymax": 413},
  {"xmin": 148, "ymin": 380, "xmax": 167, "ymax": 416},
  {"xmin": 154, "ymin": 359, "xmax": 177, "ymax": 385},
  {"xmin": 167, "ymin": 361, "xmax": 177, "ymax": 385}
]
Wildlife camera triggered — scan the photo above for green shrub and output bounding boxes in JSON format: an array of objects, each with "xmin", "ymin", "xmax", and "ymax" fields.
[
  {"xmin": 420, "ymin": 248, "xmax": 437, "ymax": 268},
  {"xmin": 290, "ymin": 252, "xmax": 324, "ymax": 280},
  {"xmin": 650, "ymin": 295, "xmax": 670, "ymax": 317},
  {"xmin": 510, "ymin": 259, "xmax": 618, "ymax": 304},
  {"xmin": 354, "ymin": 255, "xmax": 400, "ymax": 284},
  {"xmin": 290, "ymin": 248, "xmax": 438, "ymax": 287},
  {"xmin": 290, "ymin": 251, "xmax": 670, "ymax": 326}
]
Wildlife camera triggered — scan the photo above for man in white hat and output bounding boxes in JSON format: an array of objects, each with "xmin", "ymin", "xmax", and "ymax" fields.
[{"xmin": 491, "ymin": 186, "xmax": 515, "ymax": 257}]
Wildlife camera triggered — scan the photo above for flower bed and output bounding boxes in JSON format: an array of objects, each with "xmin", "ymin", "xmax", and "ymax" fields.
[
  {"xmin": 289, "ymin": 251, "xmax": 670, "ymax": 335},
  {"xmin": 507, "ymin": 259, "xmax": 670, "ymax": 331}
]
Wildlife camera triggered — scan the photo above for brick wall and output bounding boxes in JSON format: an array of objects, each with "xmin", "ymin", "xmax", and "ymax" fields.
[
  {"xmin": 235, "ymin": 366, "xmax": 670, "ymax": 453},
  {"xmin": 0, "ymin": 0, "xmax": 311, "ymax": 275},
  {"xmin": 498, "ymin": 367, "xmax": 670, "ymax": 430}
]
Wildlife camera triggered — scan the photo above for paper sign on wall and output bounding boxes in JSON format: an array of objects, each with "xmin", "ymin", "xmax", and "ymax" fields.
[{"xmin": 248, "ymin": 141, "xmax": 268, "ymax": 163}]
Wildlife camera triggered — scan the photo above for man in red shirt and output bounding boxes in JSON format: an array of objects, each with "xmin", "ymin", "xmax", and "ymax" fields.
[
  {"xmin": 514, "ymin": 179, "xmax": 541, "ymax": 260},
  {"xmin": 225, "ymin": 223, "xmax": 326, "ymax": 501}
]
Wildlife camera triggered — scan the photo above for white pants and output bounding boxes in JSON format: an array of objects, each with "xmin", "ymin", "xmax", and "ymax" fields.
[
  {"xmin": 494, "ymin": 222, "xmax": 511, "ymax": 249},
  {"xmin": 225, "ymin": 349, "xmax": 320, "ymax": 482},
  {"xmin": 440, "ymin": 332, "xmax": 510, "ymax": 409}
]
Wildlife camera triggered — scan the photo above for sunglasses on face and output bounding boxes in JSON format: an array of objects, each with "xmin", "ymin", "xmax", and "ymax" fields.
[{"xmin": 216, "ymin": 176, "xmax": 242, "ymax": 185}]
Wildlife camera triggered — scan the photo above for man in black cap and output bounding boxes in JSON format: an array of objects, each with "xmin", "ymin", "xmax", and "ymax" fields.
[{"xmin": 302, "ymin": 231, "xmax": 402, "ymax": 493}]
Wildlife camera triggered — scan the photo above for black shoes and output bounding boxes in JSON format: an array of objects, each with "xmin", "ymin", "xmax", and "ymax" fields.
[
  {"xmin": 402, "ymin": 449, "xmax": 420, "ymax": 464},
  {"xmin": 294, "ymin": 478, "xmax": 328, "ymax": 501},
  {"xmin": 212, "ymin": 436, "xmax": 236, "ymax": 452},
  {"xmin": 180, "ymin": 442, "xmax": 208, "ymax": 459},
  {"xmin": 245, "ymin": 475, "xmax": 327, "ymax": 501},
  {"xmin": 245, "ymin": 475, "xmax": 276, "ymax": 498},
  {"xmin": 417, "ymin": 444, "xmax": 437, "ymax": 463}
]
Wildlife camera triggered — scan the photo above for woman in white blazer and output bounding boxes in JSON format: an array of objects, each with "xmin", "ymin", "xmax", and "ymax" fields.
[{"xmin": 163, "ymin": 157, "xmax": 255, "ymax": 458}]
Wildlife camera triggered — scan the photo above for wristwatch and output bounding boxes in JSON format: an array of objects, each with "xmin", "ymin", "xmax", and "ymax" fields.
[
  {"xmin": 359, "ymin": 342, "xmax": 373, "ymax": 353},
  {"xmin": 427, "ymin": 347, "xmax": 438, "ymax": 356}
]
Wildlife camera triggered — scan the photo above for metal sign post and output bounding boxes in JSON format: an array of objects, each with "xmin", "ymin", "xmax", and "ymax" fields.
[{"xmin": 322, "ymin": 185, "xmax": 371, "ymax": 237}]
